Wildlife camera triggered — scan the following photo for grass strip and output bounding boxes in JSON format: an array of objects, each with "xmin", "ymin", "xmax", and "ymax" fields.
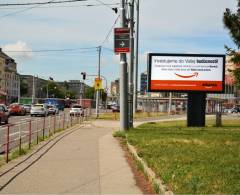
[{"xmin": 126, "ymin": 119, "xmax": 240, "ymax": 194}]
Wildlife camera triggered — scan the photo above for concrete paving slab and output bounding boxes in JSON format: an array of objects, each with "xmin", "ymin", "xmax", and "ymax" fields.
[{"xmin": 0, "ymin": 121, "xmax": 142, "ymax": 194}]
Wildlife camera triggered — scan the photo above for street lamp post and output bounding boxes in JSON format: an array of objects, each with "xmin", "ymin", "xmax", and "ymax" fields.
[{"xmin": 46, "ymin": 81, "xmax": 49, "ymax": 98}]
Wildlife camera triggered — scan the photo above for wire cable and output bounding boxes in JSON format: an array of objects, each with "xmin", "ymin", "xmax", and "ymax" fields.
[
  {"xmin": 100, "ymin": 14, "xmax": 120, "ymax": 46},
  {"xmin": 102, "ymin": 47, "xmax": 114, "ymax": 52},
  {"xmin": 0, "ymin": 3, "xmax": 119, "ymax": 10},
  {"xmin": 2, "ymin": 46, "xmax": 98, "ymax": 53},
  {"xmin": 0, "ymin": 0, "xmax": 56, "ymax": 20},
  {"xmin": 0, "ymin": 0, "xmax": 87, "ymax": 7},
  {"xmin": 95, "ymin": 0, "xmax": 118, "ymax": 13}
]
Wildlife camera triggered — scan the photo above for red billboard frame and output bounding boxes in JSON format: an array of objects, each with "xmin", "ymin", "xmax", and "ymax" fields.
[{"xmin": 147, "ymin": 53, "xmax": 225, "ymax": 93}]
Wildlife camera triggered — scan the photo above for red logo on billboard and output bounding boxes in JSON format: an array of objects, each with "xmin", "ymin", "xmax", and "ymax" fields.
[{"xmin": 175, "ymin": 72, "xmax": 199, "ymax": 78}]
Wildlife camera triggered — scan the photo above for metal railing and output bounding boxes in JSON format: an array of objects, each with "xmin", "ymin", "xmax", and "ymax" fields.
[{"xmin": 0, "ymin": 110, "xmax": 90, "ymax": 163}]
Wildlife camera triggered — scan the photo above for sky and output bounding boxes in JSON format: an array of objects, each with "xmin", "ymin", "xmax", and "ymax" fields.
[{"xmin": 0, "ymin": 0, "xmax": 238, "ymax": 88}]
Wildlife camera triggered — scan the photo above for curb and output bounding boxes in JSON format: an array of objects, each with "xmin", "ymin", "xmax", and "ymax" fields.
[{"xmin": 126, "ymin": 142, "xmax": 174, "ymax": 195}]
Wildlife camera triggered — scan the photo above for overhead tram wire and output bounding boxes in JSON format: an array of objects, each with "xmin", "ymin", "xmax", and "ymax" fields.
[
  {"xmin": 0, "ymin": 3, "xmax": 120, "ymax": 10},
  {"xmin": 3, "ymin": 46, "xmax": 98, "ymax": 53},
  {"xmin": 0, "ymin": 0, "xmax": 56, "ymax": 20},
  {"xmin": 100, "ymin": 14, "xmax": 120, "ymax": 46},
  {"xmin": 95, "ymin": 0, "xmax": 118, "ymax": 13},
  {"xmin": 102, "ymin": 47, "xmax": 114, "ymax": 52},
  {"xmin": 0, "ymin": 0, "xmax": 87, "ymax": 7}
]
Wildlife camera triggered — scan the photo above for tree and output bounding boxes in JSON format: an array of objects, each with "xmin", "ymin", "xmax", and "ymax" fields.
[
  {"xmin": 223, "ymin": 2, "xmax": 240, "ymax": 87},
  {"xmin": 85, "ymin": 86, "xmax": 95, "ymax": 99},
  {"xmin": 20, "ymin": 78, "xmax": 28, "ymax": 96}
]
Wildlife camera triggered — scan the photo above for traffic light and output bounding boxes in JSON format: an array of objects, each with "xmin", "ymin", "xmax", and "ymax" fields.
[{"xmin": 81, "ymin": 72, "xmax": 86, "ymax": 80}]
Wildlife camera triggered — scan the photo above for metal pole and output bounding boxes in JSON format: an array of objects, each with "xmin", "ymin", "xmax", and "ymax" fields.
[
  {"xmin": 133, "ymin": 0, "xmax": 139, "ymax": 113},
  {"xmin": 18, "ymin": 75, "xmax": 20, "ymax": 103},
  {"xmin": 96, "ymin": 46, "xmax": 101, "ymax": 118},
  {"xmin": 32, "ymin": 76, "xmax": 35, "ymax": 104},
  {"xmin": 168, "ymin": 92, "xmax": 172, "ymax": 114},
  {"xmin": 128, "ymin": 0, "xmax": 134, "ymax": 128},
  {"xmin": 120, "ymin": 0, "xmax": 129, "ymax": 131},
  {"xmin": 47, "ymin": 80, "xmax": 49, "ymax": 98}
]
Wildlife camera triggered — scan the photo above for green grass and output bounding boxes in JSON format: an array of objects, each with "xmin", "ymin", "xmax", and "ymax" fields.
[
  {"xmin": 113, "ymin": 131, "xmax": 126, "ymax": 138},
  {"xmin": 127, "ymin": 119, "xmax": 240, "ymax": 194},
  {"xmin": 96, "ymin": 112, "xmax": 167, "ymax": 120}
]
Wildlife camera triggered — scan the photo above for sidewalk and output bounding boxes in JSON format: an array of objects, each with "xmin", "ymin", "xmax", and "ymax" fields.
[{"xmin": 0, "ymin": 120, "xmax": 142, "ymax": 194}]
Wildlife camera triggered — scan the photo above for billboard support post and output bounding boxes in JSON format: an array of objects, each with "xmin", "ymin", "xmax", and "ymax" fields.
[{"xmin": 187, "ymin": 92, "xmax": 206, "ymax": 127}]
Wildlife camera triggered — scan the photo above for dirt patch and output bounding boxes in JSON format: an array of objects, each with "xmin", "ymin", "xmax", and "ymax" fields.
[{"xmin": 116, "ymin": 138, "xmax": 155, "ymax": 195}]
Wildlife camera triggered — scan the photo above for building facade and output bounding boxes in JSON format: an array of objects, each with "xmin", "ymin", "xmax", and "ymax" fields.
[
  {"xmin": 0, "ymin": 48, "xmax": 20, "ymax": 104},
  {"xmin": 110, "ymin": 79, "xmax": 119, "ymax": 96},
  {"xmin": 57, "ymin": 80, "xmax": 85, "ymax": 99},
  {"xmin": 20, "ymin": 75, "xmax": 47, "ymax": 99},
  {"xmin": 140, "ymin": 71, "xmax": 147, "ymax": 95}
]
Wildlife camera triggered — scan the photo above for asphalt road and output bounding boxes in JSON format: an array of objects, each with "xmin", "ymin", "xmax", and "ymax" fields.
[{"xmin": 0, "ymin": 109, "xmax": 71, "ymax": 153}]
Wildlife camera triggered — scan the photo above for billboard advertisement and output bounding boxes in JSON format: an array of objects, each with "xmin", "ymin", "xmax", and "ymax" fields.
[{"xmin": 148, "ymin": 53, "xmax": 225, "ymax": 93}]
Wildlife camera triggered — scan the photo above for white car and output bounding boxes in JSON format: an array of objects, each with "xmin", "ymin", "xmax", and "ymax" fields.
[
  {"xmin": 30, "ymin": 104, "xmax": 48, "ymax": 117},
  {"xmin": 69, "ymin": 105, "xmax": 83, "ymax": 117}
]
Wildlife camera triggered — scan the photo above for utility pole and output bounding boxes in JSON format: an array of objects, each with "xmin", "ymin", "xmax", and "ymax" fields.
[
  {"xmin": 120, "ymin": 0, "xmax": 129, "ymax": 131},
  {"xmin": 133, "ymin": 0, "xmax": 139, "ymax": 113},
  {"xmin": 46, "ymin": 81, "xmax": 49, "ymax": 98},
  {"xmin": 32, "ymin": 75, "xmax": 35, "ymax": 104},
  {"xmin": 168, "ymin": 92, "xmax": 172, "ymax": 115},
  {"xmin": 18, "ymin": 75, "xmax": 21, "ymax": 103},
  {"xmin": 96, "ymin": 46, "xmax": 101, "ymax": 118},
  {"xmin": 128, "ymin": 0, "xmax": 134, "ymax": 128}
]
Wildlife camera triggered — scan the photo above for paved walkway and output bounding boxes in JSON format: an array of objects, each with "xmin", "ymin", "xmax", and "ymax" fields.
[{"xmin": 0, "ymin": 120, "xmax": 142, "ymax": 194}]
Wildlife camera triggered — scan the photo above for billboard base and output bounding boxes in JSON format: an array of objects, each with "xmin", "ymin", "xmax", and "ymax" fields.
[{"xmin": 187, "ymin": 92, "xmax": 206, "ymax": 127}]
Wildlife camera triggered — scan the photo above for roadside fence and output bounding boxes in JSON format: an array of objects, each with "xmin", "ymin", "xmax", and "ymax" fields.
[{"xmin": 0, "ymin": 110, "xmax": 89, "ymax": 163}]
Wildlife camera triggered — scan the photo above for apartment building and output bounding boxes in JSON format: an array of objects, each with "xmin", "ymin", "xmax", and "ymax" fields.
[
  {"xmin": 0, "ymin": 48, "xmax": 20, "ymax": 104},
  {"xmin": 110, "ymin": 79, "xmax": 119, "ymax": 96}
]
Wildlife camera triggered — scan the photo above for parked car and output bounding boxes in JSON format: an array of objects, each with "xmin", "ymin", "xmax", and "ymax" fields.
[
  {"xmin": 111, "ymin": 105, "xmax": 120, "ymax": 112},
  {"xmin": 0, "ymin": 104, "xmax": 9, "ymax": 125},
  {"xmin": 230, "ymin": 106, "xmax": 240, "ymax": 113},
  {"xmin": 9, "ymin": 103, "xmax": 26, "ymax": 116},
  {"xmin": 23, "ymin": 104, "xmax": 31, "ymax": 113},
  {"xmin": 47, "ymin": 104, "xmax": 59, "ymax": 115},
  {"xmin": 69, "ymin": 104, "xmax": 83, "ymax": 117},
  {"xmin": 30, "ymin": 104, "xmax": 48, "ymax": 117}
]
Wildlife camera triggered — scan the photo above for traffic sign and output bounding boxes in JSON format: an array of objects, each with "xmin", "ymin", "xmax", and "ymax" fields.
[
  {"xmin": 114, "ymin": 28, "xmax": 130, "ymax": 53},
  {"xmin": 94, "ymin": 78, "xmax": 102, "ymax": 90}
]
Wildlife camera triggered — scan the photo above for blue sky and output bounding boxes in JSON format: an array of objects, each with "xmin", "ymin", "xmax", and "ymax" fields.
[{"xmin": 0, "ymin": 0, "xmax": 237, "ymax": 88}]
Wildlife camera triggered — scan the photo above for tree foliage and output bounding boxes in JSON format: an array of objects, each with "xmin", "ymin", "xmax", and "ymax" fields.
[
  {"xmin": 223, "ymin": 2, "xmax": 240, "ymax": 87},
  {"xmin": 20, "ymin": 78, "xmax": 28, "ymax": 96}
]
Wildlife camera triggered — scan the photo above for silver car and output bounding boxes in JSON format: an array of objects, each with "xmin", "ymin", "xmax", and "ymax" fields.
[{"xmin": 30, "ymin": 104, "xmax": 48, "ymax": 117}]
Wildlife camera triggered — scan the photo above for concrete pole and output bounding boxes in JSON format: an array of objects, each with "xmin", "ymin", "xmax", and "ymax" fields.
[
  {"xmin": 18, "ymin": 75, "xmax": 20, "ymax": 103},
  {"xmin": 120, "ymin": 0, "xmax": 129, "ymax": 131},
  {"xmin": 168, "ymin": 92, "xmax": 172, "ymax": 115},
  {"xmin": 96, "ymin": 46, "xmax": 101, "ymax": 118},
  {"xmin": 128, "ymin": 0, "xmax": 134, "ymax": 128},
  {"xmin": 133, "ymin": 0, "xmax": 139, "ymax": 113},
  {"xmin": 46, "ymin": 80, "xmax": 49, "ymax": 98},
  {"xmin": 32, "ymin": 76, "xmax": 35, "ymax": 104}
]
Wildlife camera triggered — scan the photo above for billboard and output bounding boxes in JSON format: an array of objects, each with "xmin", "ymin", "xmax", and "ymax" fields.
[{"xmin": 148, "ymin": 53, "xmax": 225, "ymax": 93}]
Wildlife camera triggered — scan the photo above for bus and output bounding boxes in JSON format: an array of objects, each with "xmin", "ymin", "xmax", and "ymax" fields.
[{"xmin": 44, "ymin": 98, "xmax": 65, "ymax": 111}]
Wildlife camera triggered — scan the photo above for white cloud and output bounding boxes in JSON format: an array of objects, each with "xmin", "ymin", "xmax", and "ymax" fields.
[{"xmin": 2, "ymin": 41, "xmax": 33, "ymax": 60}]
